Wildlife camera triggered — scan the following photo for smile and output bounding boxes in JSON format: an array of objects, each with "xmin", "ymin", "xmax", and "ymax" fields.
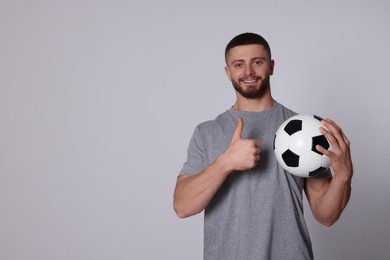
[{"xmin": 241, "ymin": 77, "xmax": 260, "ymax": 84}]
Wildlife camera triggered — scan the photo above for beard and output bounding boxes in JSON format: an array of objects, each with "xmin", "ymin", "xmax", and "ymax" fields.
[{"xmin": 232, "ymin": 76, "xmax": 270, "ymax": 99}]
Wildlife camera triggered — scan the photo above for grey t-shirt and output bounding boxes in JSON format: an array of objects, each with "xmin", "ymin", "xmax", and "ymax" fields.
[{"xmin": 180, "ymin": 103, "xmax": 314, "ymax": 260}]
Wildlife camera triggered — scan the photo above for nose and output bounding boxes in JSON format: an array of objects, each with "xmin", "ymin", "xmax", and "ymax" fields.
[{"xmin": 245, "ymin": 64, "xmax": 254, "ymax": 76}]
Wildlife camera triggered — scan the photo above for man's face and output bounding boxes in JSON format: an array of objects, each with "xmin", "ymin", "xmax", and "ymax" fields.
[{"xmin": 225, "ymin": 44, "xmax": 274, "ymax": 99}]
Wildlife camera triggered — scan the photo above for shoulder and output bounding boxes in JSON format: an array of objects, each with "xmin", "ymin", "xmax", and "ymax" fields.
[
  {"xmin": 276, "ymin": 103, "xmax": 298, "ymax": 119},
  {"xmin": 195, "ymin": 110, "xmax": 231, "ymax": 131},
  {"xmin": 192, "ymin": 110, "xmax": 233, "ymax": 139}
]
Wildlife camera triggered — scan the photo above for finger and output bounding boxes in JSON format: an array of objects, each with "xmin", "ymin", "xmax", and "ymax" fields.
[
  {"xmin": 254, "ymin": 145, "xmax": 261, "ymax": 155},
  {"xmin": 319, "ymin": 126, "xmax": 340, "ymax": 150},
  {"xmin": 316, "ymin": 144, "xmax": 331, "ymax": 157},
  {"xmin": 322, "ymin": 118, "xmax": 340, "ymax": 130},
  {"xmin": 231, "ymin": 117, "xmax": 243, "ymax": 143},
  {"xmin": 321, "ymin": 119, "xmax": 347, "ymax": 149},
  {"xmin": 324, "ymin": 119, "xmax": 350, "ymax": 146},
  {"xmin": 319, "ymin": 125, "xmax": 335, "ymax": 141}
]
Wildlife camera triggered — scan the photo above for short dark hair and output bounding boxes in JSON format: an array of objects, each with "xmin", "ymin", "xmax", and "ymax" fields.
[{"xmin": 225, "ymin": 32, "xmax": 272, "ymax": 64}]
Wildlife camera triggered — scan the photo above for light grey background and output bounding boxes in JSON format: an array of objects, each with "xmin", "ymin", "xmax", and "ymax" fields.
[{"xmin": 1, "ymin": 1, "xmax": 389, "ymax": 259}]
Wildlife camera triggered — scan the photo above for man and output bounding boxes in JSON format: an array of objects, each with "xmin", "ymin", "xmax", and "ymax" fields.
[{"xmin": 173, "ymin": 32, "xmax": 353, "ymax": 260}]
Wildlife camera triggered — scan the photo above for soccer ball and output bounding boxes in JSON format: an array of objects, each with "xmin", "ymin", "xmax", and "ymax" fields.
[{"xmin": 273, "ymin": 114, "xmax": 331, "ymax": 178}]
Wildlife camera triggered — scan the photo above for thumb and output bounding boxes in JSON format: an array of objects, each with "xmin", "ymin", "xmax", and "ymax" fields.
[{"xmin": 231, "ymin": 117, "xmax": 243, "ymax": 142}]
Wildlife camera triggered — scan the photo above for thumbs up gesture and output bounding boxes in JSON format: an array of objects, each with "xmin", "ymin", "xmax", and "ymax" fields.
[{"xmin": 222, "ymin": 117, "xmax": 261, "ymax": 171}]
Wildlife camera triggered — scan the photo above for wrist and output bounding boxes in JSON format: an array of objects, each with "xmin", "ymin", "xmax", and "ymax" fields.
[
  {"xmin": 215, "ymin": 153, "xmax": 234, "ymax": 175},
  {"xmin": 332, "ymin": 173, "xmax": 352, "ymax": 185}
]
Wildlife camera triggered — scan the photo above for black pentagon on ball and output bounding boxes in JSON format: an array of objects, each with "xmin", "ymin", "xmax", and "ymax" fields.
[
  {"xmin": 309, "ymin": 166, "xmax": 328, "ymax": 177},
  {"xmin": 313, "ymin": 115, "xmax": 323, "ymax": 121},
  {"xmin": 273, "ymin": 135, "xmax": 276, "ymax": 150},
  {"xmin": 284, "ymin": 119, "xmax": 302, "ymax": 135},
  {"xmin": 312, "ymin": 135, "xmax": 330, "ymax": 155},
  {"xmin": 282, "ymin": 149, "xmax": 299, "ymax": 167}
]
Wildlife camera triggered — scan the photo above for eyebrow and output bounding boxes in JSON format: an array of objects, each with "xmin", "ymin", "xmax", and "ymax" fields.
[{"xmin": 230, "ymin": 57, "xmax": 267, "ymax": 65}]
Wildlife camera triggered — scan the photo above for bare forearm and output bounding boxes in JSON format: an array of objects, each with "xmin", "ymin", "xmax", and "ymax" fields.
[
  {"xmin": 173, "ymin": 155, "xmax": 232, "ymax": 218},
  {"xmin": 314, "ymin": 176, "xmax": 352, "ymax": 226}
]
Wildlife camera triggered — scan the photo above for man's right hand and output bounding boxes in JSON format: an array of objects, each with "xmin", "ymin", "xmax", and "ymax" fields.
[
  {"xmin": 174, "ymin": 117, "xmax": 261, "ymax": 218},
  {"xmin": 220, "ymin": 117, "xmax": 261, "ymax": 172}
]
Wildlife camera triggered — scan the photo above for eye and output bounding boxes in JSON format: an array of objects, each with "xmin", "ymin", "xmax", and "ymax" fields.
[
  {"xmin": 233, "ymin": 63, "xmax": 243, "ymax": 68},
  {"xmin": 253, "ymin": 59, "xmax": 263, "ymax": 66}
]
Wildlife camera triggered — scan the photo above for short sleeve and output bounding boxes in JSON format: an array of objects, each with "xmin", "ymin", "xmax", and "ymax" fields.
[{"xmin": 179, "ymin": 126, "xmax": 206, "ymax": 176}]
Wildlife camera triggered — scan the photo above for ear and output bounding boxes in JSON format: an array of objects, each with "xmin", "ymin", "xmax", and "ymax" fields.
[
  {"xmin": 269, "ymin": 59, "xmax": 275, "ymax": 76},
  {"xmin": 225, "ymin": 66, "xmax": 232, "ymax": 81}
]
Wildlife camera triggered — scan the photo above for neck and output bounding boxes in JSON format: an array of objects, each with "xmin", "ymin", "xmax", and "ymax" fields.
[{"xmin": 232, "ymin": 96, "xmax": 276, "ymax": 112}]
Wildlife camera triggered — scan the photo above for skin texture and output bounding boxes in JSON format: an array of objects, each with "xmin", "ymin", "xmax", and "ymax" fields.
[{"xmin": 173, "ymin": 44, "xmax": 353, "ymax": 226}]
